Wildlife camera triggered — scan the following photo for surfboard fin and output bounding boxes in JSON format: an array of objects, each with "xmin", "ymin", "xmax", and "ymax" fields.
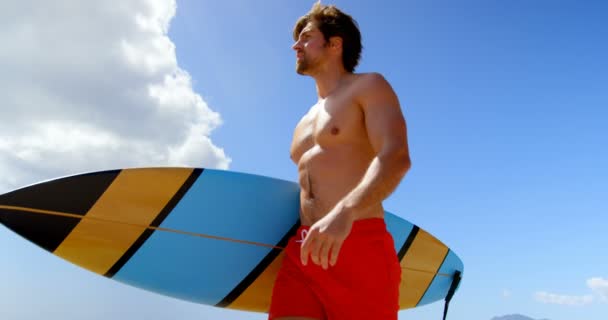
[{"xmin": 442, "ymin": 270, "xmax": 462, "ymax": 320}]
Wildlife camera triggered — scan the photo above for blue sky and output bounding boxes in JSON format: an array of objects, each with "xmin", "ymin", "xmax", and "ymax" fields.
[
  {"xmin": 170, "ymin": 1, "xmax": 608, "ymax": 318},
  {"xmin": 1, "ymin": 1, "xmax": 607, "ymax": 319}
]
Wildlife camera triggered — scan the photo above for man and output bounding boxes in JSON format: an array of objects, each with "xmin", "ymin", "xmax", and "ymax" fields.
[{"xmin": 269, "ymin": 2, "xmax": 411, "ymax": 320}]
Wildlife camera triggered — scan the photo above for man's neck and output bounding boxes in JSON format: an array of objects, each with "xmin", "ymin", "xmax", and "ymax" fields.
[{"xmin": 312, "ymin": 65, "xmax": 350, "ymax": 100}]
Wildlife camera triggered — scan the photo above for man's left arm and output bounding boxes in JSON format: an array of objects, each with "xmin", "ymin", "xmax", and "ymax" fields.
[{"xmin": 340, "ymin": 73, "xmax": 411, "ymax": 216}]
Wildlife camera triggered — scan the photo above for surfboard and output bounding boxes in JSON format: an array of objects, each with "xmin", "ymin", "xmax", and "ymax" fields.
[{"xmin": 0, "ymin": 167, "xmax": 463, "ymax": 313}]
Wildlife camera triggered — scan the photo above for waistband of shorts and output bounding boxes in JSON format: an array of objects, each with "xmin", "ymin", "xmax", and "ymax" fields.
[{"xmin": 297, "ymin": 217, "xmax": 387, "ymax": 234}]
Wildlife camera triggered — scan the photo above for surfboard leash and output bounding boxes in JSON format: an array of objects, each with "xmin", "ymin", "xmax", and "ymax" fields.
[{"xmin": 442, "ymin": 270, "xmax": 462, "ymax": 320}]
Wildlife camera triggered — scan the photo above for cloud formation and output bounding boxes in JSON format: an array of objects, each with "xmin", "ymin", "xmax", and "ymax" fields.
[
  {"xmin": 0, "ymin": 0, "xmax": 230, "ymax": 192},
  {"xmin": 534, "ymin": 291, "xmax": 594, "ymax": 306},
  {"xmin": 587, "ymin": 277, "xmax": 608, "ymax": 302}
]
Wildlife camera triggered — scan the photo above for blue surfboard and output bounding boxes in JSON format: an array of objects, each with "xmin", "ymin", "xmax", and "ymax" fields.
[{"xmin": 0, "ymin": 167, "xmax": 463, "ymax": 312}]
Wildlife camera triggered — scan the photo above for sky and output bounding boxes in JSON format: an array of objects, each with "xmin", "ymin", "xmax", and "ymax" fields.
[{"xmin": 1, "ymin": 0, "xmax": 607, "ymax": 319}]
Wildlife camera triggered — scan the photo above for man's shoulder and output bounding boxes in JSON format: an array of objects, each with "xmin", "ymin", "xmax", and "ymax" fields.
[
  {"xmin": 352, "ymin": 72, "xmax": 392, "ymax": 90},
  {"xmin": 351, "ymin": 72, "xmax": 395, "ymax": 103},
  {"xmin": 354, "ymin": 71, "xmax": 385, "ymax": 81}
]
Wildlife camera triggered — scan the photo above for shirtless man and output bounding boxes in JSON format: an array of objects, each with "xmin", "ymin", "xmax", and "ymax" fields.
[{"xmin": 269, "ymin": 3, "xmax": 411, "ymax": 320}]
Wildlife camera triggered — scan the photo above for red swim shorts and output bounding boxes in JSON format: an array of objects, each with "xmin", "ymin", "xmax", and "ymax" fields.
[{"xmin": 269, "ymin": 218, "xmax": 401, "ymax": 320}]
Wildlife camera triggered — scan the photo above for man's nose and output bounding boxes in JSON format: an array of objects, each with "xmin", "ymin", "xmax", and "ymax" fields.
[{"xmin": 292, "ymin": 40, "xmax": 301, "ymax": 51}]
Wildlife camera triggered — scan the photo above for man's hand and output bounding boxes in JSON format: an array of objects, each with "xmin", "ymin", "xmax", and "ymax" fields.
[{"xmin": 300, "ymin": 202, "xmax": 354, "ymax": 269}]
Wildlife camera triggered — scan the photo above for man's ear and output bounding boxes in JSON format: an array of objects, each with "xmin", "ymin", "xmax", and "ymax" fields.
[{"xmin": 329, "ymin": 36, "xmax": 343, "ymax": 51}]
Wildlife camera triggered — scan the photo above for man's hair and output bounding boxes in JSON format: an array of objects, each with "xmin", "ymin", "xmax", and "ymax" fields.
[{"xmin": 293, "ymin": 2, "xmax": 362, "ymax": 73}]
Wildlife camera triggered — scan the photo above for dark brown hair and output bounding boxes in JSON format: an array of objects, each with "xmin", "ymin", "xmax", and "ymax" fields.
[{"xmin": 293, "ymin": 2, "xmax": 362, "ymax": 73}]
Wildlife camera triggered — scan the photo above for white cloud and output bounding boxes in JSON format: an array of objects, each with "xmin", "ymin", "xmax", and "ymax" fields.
[
  {"xmin": 0, "ymin": 0, "xmax": 230, "ymax": 192},
  {"xmin": 534, "ymin": 291, "xmax": 594, "ymax": 306},
  {"xmin": 502, "ymin": 289, "xmax": 512, "ymax": 299},
  {"xmin": 587, "ymin": 277, "xmax": 608, "ymax": 302}
]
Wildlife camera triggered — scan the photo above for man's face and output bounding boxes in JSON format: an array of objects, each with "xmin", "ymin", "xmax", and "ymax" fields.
[{"xmin": 292, "ymin": 22, "xmax": 328, "ymax": 75}]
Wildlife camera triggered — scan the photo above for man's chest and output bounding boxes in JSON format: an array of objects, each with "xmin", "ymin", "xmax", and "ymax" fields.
[{"xmin": 291, "ymin": 96, "xmax": 365, "ymax": 159}]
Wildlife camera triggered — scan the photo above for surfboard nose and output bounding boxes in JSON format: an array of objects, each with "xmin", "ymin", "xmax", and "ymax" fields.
[
  {"xmin": 0, "ymin": 171, "xmax": 120, "ymax": 252},
  {"xmin": 1, "ymin": 168, "xmax": 202, "ymax": 277}
]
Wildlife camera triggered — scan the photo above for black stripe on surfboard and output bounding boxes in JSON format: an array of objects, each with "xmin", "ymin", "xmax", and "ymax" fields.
[
  {"xmin": 0, "ymin": 170, "xmax": 120, "ymax": 252},
  {"xmin": 0, "ymin": 207, "xmax": 85, "ymax": 253},
  {"xmin": 0, "ymin": 170, "xmax": 120, "ymax": 215},
  {"xmin": 215, "ymin": 221, "xmax": 301, "ymax": 308},
  {"xmin": 415, "ymin": 249, "xmax": 450, "ymax": 306},
  {"xmin": 398, "ymin": 225, "xmax": 419, "ymax": 261},
  {"xmin": 104, "ymin": 168, "xmax": 203, "ymax": 278}
]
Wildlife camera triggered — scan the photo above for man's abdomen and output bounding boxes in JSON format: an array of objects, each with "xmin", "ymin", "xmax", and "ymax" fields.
[{"xmin": 297, "ymin": 145, "xmax": 383, "ymax": 225}]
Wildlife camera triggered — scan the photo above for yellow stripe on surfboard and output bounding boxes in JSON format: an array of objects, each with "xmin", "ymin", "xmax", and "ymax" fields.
[
  {"xmin": 227, "ymin": 252, "xmax": 286, "ymax": 312},
  {"xmin": 398, "ymin": 229, "xmax": 449, "ymax": 308},
  {"xmin": 53, "ymin": 168, "xmax": 194, "ymax": 275}
]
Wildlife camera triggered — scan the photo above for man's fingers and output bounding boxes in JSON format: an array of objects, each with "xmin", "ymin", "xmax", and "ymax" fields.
[
  {"xmin": 300, "ymin": 228, "xmax": 344, "ymax": 269},
  {"xmin": 319, "ymin": 240, "xmax": 332, "ymax": 270},
  {"xmin": 329, "ymin": 240, "xmax": 343, "ymax": 267},
  {"xmin": 300, "ymin": 231, "xmax": 312, "ymax": 266},
  {"xmin": 300, "ymin": 228, "xmax": 320, "ymax": 266},
  {"xmin": 309, "ymin": 234, "xmax": 323, "ymax": 266}
]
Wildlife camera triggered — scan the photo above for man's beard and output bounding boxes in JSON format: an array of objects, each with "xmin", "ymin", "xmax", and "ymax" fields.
[
  {"xmin": 296, "ymin": 59, "xmax": 309, "ymax": 75},
  {"xmin": 296, "ymin": 56, "xmax": 315, "ymax": 75}
]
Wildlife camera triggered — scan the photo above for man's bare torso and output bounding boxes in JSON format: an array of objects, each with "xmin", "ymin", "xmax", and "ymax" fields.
[{"xmin": 290, "ymin": 74, "xmax": 384, "ymax": 226}]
